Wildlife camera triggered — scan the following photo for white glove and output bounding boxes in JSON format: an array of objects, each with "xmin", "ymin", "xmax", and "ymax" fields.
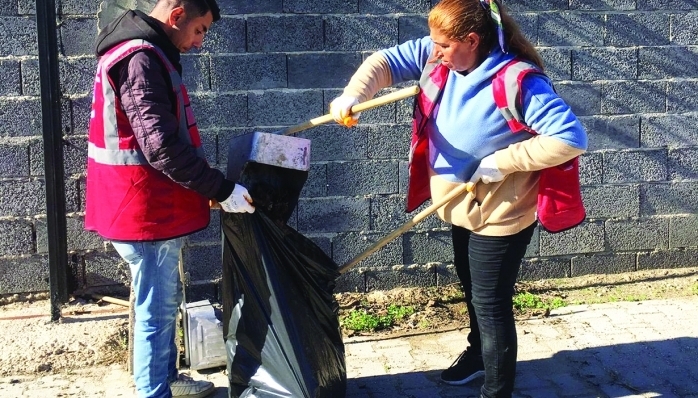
[
  {"xmin": 219, "ymin": 184, "xmax": 255, "ymax": 213},
  {"xmin": 469, "ymin": 154, "xmax": 505, "ymax": 184},
  {"xmin": 329, "ymin": 95, "xmax": 361, "ymax": 127}
]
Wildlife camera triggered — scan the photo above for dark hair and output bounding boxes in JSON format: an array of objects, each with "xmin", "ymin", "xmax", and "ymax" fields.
[
  {"xmin": 167, "ymin": 0, "xmax": 221, "ymax": 22},
  {"xmin": 428, "ymin": 0, "xmax": 543, "ymax": 69}
]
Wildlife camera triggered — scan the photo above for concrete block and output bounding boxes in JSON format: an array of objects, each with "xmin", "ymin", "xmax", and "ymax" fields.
[
  {"xmin": 288, "ymin": 53, "xmax": 361, "ymax": 89},
  {"xmin": 61, "ymin": 0, "xmax": 102, "ymax": 14},
  {"xmin": 218, "ymin": 0, "xmax": 282, "ymax": 14},
  {"xmin": 370, "ymin": 194, "xmax": 446, "ymax": 232},
  {"xmin": 296, "ymin": 125, "xmax": 368, "ymax": 161},
  {"xmin": 183, "ymin": 244, "xmax": 222, "ymax": 281},
  {"xmin": 180, "ymin": 55, "xmax": 210, "ymax": 92},
  {"xmin": 248, "ymin": 90, "xmax": 322, "ymax": 126},
  {"xmin": 669, "ymin": 215, "xmax": 698, "ymax": 249},
  {"xmin": 297, "ymin": 197, "xmax": 370, "ymax": 233},
  {"xmin": 359, "ymin": 0, "xmax": 430, "ymax": 14},
  {"xmin": 211, "ymin": 54, "xmax": 286, "ymax": 91},
  {"xmin": 398, "ymin": 16, "xmax": 428, "ymax": 44},
  {"xmin": 519, "ymin": 257, "xmax": 570, "ymax": 280},
  {"xmin": 36, "ymin": 216, "xmax": 103, "ymax": 253},
  {"xmin": 366, "ymin": 124, "xmax": 411, "ymax": 160},
  {"xmin": 305, "ymin": 234, "xmax": 333, "ymax": 258},
  {"xmin": 69, "ymin": 95, "xmax": 92, "ymax": 135},
  {"xmin": 403, "ymin": 230, "xmax": 452, "ymax": 264},
  {"xmin": 581, "ymin": 184, "xmax": 640, "ymax": 219},
  {"xmin": 640, "ymin": 182, "xmax": 698, "ymax": 216},
  {"xmin": 511, "ymin": 13, "xmax": 538, "ymax": 46},
  {"xmin": 247, "ymin": 15, "xmax": 322, "ymax": 52},
  {"xmin": 0, "ymin": 219, "xmax": 33, "ymax": 256},
  {"xmin": 0, "ymin": 59, "xmax": 21, "ymax": 95},
  {"xmin": 190, "ymin": 93, "xmax": 247, "ymax": 129},
  {"xmin": 20, "ymin": 57, "xmax": 39, "ymax": 96},
  {"xmin": 525, "ymin": 225, "xmax": 540, "ymax": 257},
  {"xmin": 60, "ymin": 56, "xmax": 97, "ymax": 95},
  {"xmin": 569, "ymin": 0, "xmax": 635, "ymax": 10},
  {"xmin": 641, "ymin": 115, "xmax": 698, "ymax": 148},
  {"xmin": 671, "ymin": 13, "xmax": 698, "ymax": 45},
  {"xmin": 327, "ymin": 160, "xmax": 399, "ymax": 196},
  {"xmin": 366, "ymin": 265, "xmax": 436, "ymax": 292},
  {"xmin": 0, "ymin": 0, "xmax": 17, "ymax": 15},
  {"xmin": 30, "ymin": 136, "xmax": 88, "ymax": 176},
  {"xmin": 325, "ymin": 16, "xmax": 398, "ymax": 51},
  {"xmin": 0, "ymin": 178, "xmax": 46, "ymax": 217},
  {"xmin": 504, "ymin": 0, "xmax": 568, "ymax": 11},
  {"xmin": 538, "ymin": 13, "xmax": 604, "ymax": 47},
  {"xmin": 605, "ymin": 13, "xmax": 670, "ymax": 46},
  {"xmin": 540, "ymin": 221, "xmax": 605, "ymax": 256},
  {"xmin": 538, "ymin": 48, "xmax": 570, "ymax": 81},
  {"xmin": 639, "ymin": 47, "xmax": 698, "ymax": 79},
  {"xmin": 637, "ymin": 248, "xmax": 698, "ymax": 270},
  {"xmin": 555, "ymin": 82, "xmax": 601, "ymax": 116},
  {"xmin": 579, "ymin": 152, "xmax": 603, "ymax": 185},
  {"xmin": 572, "ymin": 48, "xmax": 637, "ymax": 81},
  {"xmin": 187, "ymin": 211, "xmax": 221, "ymax": 244},
  {"xmin": 300, "ymin": 163, "xmax": 327, "ymax": 198},
  {"xmin": 581, "ymin": 115, "xmax": 640, "ymax": 151},
  {"xmin": 284, "ymin": 0, "xmax": 357, "ymax": 13},
  {"xmin": 335, "ymin": 270, "xmax": 365, "ymax": 293},
  {"xmin": 0, "ymin": 255, "xmax": 49, "ymax": 293},
  {"xmin": 571, "ymin": 253, "xmax": 635, "ymax": 276},
  {"xmin": 60, "ymin": 17, "xmax": 98, "ymax": 56},
  {"xmin": 669, "ymin": 147, "xmax": 698, "ymax": 180},
  {"xmin": 0, "ymin": 17, "xmax": 37, "ymax": 56},
  {"xmin": 601, "ymin": 81, "xmax": 666, "ymax": 115},
  {"xmin": 605, "ymin": 218, "xmax": 669, "ymax": 251},
  {"xmin": 435, "ymin": 263, "xmax": 459, "ymax": 286},
  {"xmin": 333, "ymin": 231, "xmax": 402, "ymax": 268},
  {"xmin": 201, "ymin": 17, "xmax": 245, "ymax": 53},
  {"xmin": 83, "ymin": 250, "xmax": 130, "ymax": 287},
  {"xmin": 603, "ymin": 149, "xmax": 667, "ymax": 183},
  {"xmin": 185, "ymin": 282, "xmax": 218, "ymax": 303},
  {"xmin": 65, "ymin": 177, "xmax": 81, "ymax": 213},
  {"xmin": 0, "ymin": 138, "xmax": 30, "ymax": 177},
  {"xmin": 638, "ymin": 0, "xmax": 696, "ymax": 10},
  {"xmin": 667, "ymin": 80, "xmax": 698, "ymax": 113},
  {"xmin": 0, "ymin": 98, "xmax": 42, "ymax": 136}
]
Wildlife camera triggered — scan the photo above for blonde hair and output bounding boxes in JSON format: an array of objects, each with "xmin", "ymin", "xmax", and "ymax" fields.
[{"xmin": 428, "ymin": 0, "xmax": 544, "ymax": 70}]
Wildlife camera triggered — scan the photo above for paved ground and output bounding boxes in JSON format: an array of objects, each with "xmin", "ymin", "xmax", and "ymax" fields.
[{"xmin": 2, "ymin": 297, "xmax": 697, "ymax": 397}]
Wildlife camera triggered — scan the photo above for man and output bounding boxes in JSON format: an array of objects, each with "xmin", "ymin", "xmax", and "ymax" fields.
[{"xmin": 85, "ymin": 1, "xmax": 253, "ymax": 397}]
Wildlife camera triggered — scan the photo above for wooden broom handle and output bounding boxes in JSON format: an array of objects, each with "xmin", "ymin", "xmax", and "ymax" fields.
[
  {"xmin": 338, "ymin": 182, "xmax": 476, "ymax": 274},
  {"xmin": 280, "ymin": 86, "xmax": 420, "ymax": 135}
]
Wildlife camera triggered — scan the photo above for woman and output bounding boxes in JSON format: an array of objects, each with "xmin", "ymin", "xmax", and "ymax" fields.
[{"xmin": 329, "ymin": 0, "xmax": 588, "ymax": 397}]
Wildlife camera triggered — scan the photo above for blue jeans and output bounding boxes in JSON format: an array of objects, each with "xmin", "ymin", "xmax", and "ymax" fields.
[
  {"xmin": 112, "ymin": 238, "xmax": 184, "ymax": 398},
  {"xmin": 452, "ymin": 223, "xmax": 536, "ymax": 398}
]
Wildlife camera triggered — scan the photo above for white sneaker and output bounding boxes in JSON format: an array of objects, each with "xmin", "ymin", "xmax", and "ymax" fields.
[{"xmin": 170, "ymin": 374, "xmax": 215, "ymax": 398}]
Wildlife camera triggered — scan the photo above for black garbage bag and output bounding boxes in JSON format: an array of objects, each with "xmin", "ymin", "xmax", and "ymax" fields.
[{"xmin": 221, "ymin": 211, "xmax": 346, "ymax": 398}]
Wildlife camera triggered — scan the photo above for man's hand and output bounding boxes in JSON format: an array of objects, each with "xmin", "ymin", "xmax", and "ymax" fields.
[
  {"xmin": 469, "ymin": 154, "xmax": 505, "ymax": 184},
  {"xmin": 329, "ymin": 95, "xmax": 361, "ymax": 127},
  {"xmin": 219, "ymin": 184, "xmax": 255, "ymax": 213}
]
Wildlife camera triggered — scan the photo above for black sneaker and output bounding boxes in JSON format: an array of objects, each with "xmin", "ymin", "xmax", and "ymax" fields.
[{"xmin": 440, "ymin": 349, "xmax": 485, "ymax": 386}]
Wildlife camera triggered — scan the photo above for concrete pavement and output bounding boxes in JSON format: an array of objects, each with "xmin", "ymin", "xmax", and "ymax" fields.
[{"xmin": 2, "ymin": 297, "xmax": 697, "ymax": 397}]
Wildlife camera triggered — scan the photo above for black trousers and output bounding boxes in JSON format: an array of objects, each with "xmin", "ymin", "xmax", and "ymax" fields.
[{"xmin": 451, "ymin": 222, "xmax": 536, "ymax": 398}]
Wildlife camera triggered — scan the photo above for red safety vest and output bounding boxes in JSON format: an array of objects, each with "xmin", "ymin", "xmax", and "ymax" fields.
[
  {"xmin": 407, "ymin": 59, "xmax": 586, "ymax": 233},
  {"xmin": 85, "ymin": 39, "xmax": 209, "ymax": 241}
]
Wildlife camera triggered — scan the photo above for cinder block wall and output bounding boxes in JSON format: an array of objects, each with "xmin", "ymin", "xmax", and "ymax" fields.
[{"xmin": 0, "ymin": 0, "xmax": 696, "ymax": 299}]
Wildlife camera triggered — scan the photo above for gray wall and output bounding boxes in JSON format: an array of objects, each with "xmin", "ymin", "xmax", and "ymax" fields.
[{"xmin": 0, "ymin": 0, "xmax": 697, "ymax": 300}]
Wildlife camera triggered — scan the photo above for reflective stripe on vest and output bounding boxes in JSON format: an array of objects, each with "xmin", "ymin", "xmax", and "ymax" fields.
[
  {"xmin": 492, "ymin": 59, "xmax": 540, "ymax": 134},
  {"xmin": 88, "ymin": 39, "xmax": 203, "ymax": 165}
]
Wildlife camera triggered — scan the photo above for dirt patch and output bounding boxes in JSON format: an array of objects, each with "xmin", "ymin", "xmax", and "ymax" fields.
[
  {"xmin": 1, "ymin": 267, "xmax": 697, "ymax": 377},
  {"xmin": 0, "ymin": 297, "xmax": 129, "ymax": 377}
]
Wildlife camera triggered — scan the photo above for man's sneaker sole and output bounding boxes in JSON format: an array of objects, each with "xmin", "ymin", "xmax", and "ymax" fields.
[{"xmin": 440, "ymin": 369, "xmax": 485, "ymax": 386}]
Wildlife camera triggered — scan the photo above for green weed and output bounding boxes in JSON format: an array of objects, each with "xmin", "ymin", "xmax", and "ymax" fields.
[
  {"xmin": 513, "ymin": 292, "xmax": 566, "ymax": 312},
  {"xmin": 341, "ymin": 304, "xmax": 415, "ymax": 332}
]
